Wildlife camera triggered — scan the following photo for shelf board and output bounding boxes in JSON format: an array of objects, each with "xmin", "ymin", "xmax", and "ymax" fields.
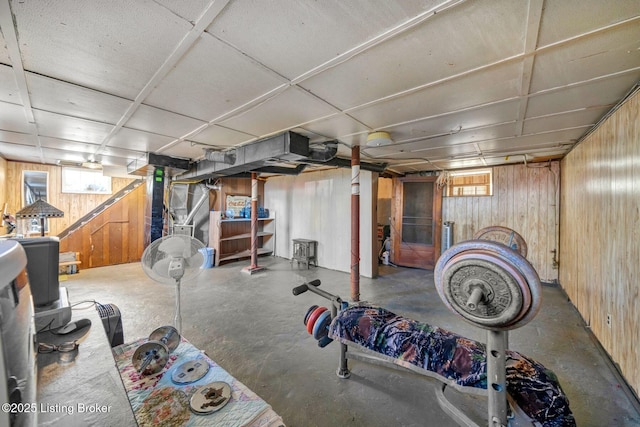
[
  {"xmin": 220, "ymin": 231, "xmax": 273, "ymax": 242},
  {"xmin": 221, "ymin": 217, "xmax": 274, "ymax": 223},
  {"xmin": 219, "ymin": 248, "xmax": 273, "ymax": 263}
]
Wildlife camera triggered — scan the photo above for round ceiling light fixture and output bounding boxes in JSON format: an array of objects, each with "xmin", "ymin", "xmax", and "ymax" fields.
[{"xmin": 366, "ymin": 131, "xmax": 393, "ymax": 148}]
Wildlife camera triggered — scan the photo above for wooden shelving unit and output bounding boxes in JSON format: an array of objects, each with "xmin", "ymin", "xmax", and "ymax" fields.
[{"xmin": 209, "ymin": 211, "xmax": 275, "ymax": 266}]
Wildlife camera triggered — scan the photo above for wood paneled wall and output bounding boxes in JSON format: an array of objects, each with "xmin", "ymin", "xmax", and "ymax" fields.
[
  {"xmin": 4, "ymin": 161, "xmax": 136, "ymax": 236},
  {"xmin": 59, "ymin": 182, "xmax": 146, "ymax": 268},
  {"xmin": 210, "ymin": 177, "xmax": 264, "ymax": 212},
  {"xmin": 442, "ymin": 162, "xmax": 560, "ymax": 282},
  {"xmin": 560, "ymin": 89, "xmax": 639, "ymax": 396}
]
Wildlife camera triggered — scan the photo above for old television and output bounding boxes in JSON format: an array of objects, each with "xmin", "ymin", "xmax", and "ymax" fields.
[{"xmin": 0, "ymin": 240, "xmax": 38, "ymax": 427}]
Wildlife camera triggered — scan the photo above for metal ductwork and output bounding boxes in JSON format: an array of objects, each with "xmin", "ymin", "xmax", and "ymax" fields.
[
  {"xmin": 177, "ymin": 131, "xmax": 309, "ymax": 181},
  {"xmin": 204, "ymin": 149, "xmax": 237, "ymax": 165},
  {"xmin": 303, "ymin": 156, "xmax": 387, "ymax": 173},
  {"xmin": 253, "ymin": 164, "xmax": 308, "ymax": 175},
  {"xmin": 308, "ymin": 141, "xmax": 338, "ymax": 162}
]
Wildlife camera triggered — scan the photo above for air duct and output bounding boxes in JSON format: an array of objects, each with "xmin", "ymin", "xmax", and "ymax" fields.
[
  {"xmin": 177, "ymin": 131, "xmax": 309, "ymax": 181},
  {"xmin": 204, "ymin": 149, "xmax": 237, "ymax": 165},
  {"xmin": 308, "ymin": 141, "xmax": 338, "ymax": 162},
  {"xmin": 302, "ymin": 157, "xmax": 387, "ymax": 173}
]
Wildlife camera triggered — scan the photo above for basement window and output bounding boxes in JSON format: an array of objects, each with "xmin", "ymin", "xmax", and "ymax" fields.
[
  {"xmin": 61, "ymin": 168, "xmax": 112, "ymax": 194},
  {"xmin": 446, "ymin": 168, "xmax": 493, "ymax": 197}
]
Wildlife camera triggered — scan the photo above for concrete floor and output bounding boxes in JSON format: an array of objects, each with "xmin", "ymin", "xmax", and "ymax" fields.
[{"xmin": 61, "ymin": 256, "xmax": 640, "ymax": 427}]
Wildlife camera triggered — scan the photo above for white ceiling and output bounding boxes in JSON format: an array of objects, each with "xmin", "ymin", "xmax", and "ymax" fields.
[{"xmin": 0, "ymin": 0, "xmax": 638, "ymax": 175}]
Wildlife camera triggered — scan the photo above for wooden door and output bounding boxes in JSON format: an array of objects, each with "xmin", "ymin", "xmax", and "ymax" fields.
[{"xmin": 391, "ymin": 176, "xmax": 442, "ymax": 269}]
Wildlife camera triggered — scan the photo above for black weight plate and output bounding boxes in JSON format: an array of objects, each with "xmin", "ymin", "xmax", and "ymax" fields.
[{"xmin": 304, "ymin": 305, "xmax": 319, "ymax": 326}]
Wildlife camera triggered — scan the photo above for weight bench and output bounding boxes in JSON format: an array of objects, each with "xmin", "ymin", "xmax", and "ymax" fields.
[{"xmin": 293, "ymin": 235, "xmax": 576, "ymax": 427}]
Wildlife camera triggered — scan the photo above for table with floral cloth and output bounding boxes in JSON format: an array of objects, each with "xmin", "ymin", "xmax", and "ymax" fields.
[{"xmin": 113, "ymin": 337, "xmax": 284, "ymax": 427}]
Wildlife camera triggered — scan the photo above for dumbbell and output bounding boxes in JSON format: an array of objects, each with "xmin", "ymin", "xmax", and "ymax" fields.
[{"xmin": 132, "ymin": 325, "xmax": 181, "ymax": 375}]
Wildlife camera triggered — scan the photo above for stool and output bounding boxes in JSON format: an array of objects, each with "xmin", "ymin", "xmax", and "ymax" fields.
[{"xmin": 291, "ymin": 239, "xmax": 317, "ymax": 269}]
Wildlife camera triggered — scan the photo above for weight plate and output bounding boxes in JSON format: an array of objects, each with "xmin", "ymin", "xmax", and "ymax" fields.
[
  {"xmin": 150, "ymin": 325, "xmax": 181, "ymax": 352},
  {"xmin": 441, "ymin": 257, "xmax": 524, "ymax": 328},
  {"xmin": 306, "ymin": 306, "xmax": 328, "ymax": 335},
  {"xmin": 304, "ymin": 305, "xmax": 319, "ymax": 326},
  {"xmin": 436, "ymin": 240, "xmax": 542, "ymax": 330},
  {"xmin": 447, "ymin": 250, "xmax": 532, "ymax": 328},
  {"xmin": 171, "ymin": 359, "xmax": 211, "ymax": 385},
  {"xmin": 473, "ymin": 226, "xmax": 528, "ymax": 258},
  {"xmin": 312, "ymin": 310, "xmax": 332, "ymax": 340},
  {"xmin": 132, "ymin": 341, "xmax": 170, "ymax": 375},
  {"xmin": 189, "ymin": 382, "xmax": 231, "ymax": 414}
]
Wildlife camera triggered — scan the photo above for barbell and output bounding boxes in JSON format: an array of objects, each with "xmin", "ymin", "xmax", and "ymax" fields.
[
  {"xmin": 435, "ymin": 239, "xmax": 541, "ymax": 331},
  {"xmin": 132, "ymin": 325, "xmax": 181, "ymax": 375}
]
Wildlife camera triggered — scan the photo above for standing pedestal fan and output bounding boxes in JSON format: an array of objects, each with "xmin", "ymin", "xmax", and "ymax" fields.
[{"xmin": 141, "ymin": 235, "xmax": 206, "ymax": 333}]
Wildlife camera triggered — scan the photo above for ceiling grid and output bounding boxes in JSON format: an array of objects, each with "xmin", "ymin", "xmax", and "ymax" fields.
[{"xmin": 0, "ymin": 0, "xmax": 637, "ymax": 175}]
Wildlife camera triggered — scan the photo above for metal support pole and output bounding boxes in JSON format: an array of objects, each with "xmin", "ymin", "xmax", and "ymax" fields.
[
  {"xmin": 351, "ymin": 146, "xmax": 360, "ymax": 302},
  {"xmin": 487, "ymin": 330, "xmax": 508, "ymax": 427}
]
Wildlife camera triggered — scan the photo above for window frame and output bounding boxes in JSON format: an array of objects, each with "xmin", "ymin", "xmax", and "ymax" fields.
[{"xmin": 445, "ymin": 168, "xmax": 493, "ymax": 197}]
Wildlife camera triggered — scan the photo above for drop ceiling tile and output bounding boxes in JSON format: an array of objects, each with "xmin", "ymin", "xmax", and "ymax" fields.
[
  {"xmin": 208, "ymin": 0, "xmax": 445, "ymax": 80},
  {"xmin": 0, "ymin": 65, "xmax": 22, "ymax": 104},
  {"xmin": 538, "ymin": 0, "xmax": 640, "ymax": 47},
  {"xmin": 388, "ymin": 160, "xmax": 437, "ymax": 174},
  {"xmin": 33, "ymin": 110, "xmax": 114, "ymax": 144},
  {"xmin": 0, "ymin": 130, "xmax": 37, "ymax": 146},
  {"xmin": 126, "ymin": 104, "xmax": 207, "ymax": 138},
  {"xmin": 522, "ymin": 106, "xmax": 611, "ymax": 134},
  {"xmin": 383, "ymin": 100, "xmax": 520, "ymax": 143},
  {"xmin": 27, "ymin": 73, "xmax": 133, "ymax": 123},
  {"xmin": 364, "ymin": 122, "xmax": 516, "ymax": 158},
  {"xmin": 299, "ymin": 114, "xmax": 370, "ymax": 142},
  {"xmin": 300, "ymin": 0, "xmax": 527, "ymax": 109},
  {"xmin": 432, "ymin": 157, "xmax": 488, "ymax": 170},
  {"xmin": 108, "ymin": 127, "xmax": 176, "ymax": 153},
  {"xmin": 158, "ymin": 141, "xmax": 207, "ymax": 161},
  {"xmin": 38, "ymin": 136, "xmax": 142, "ymax": 160},
  {"xmin": 144, "ymin": 33, "xmax": 286, "ymax": 122},
  {"xmin": 477, "ymin": 128, "xmax": 585, "ymax": 153},
  {"xmin": 41, "ymin": 147, "xmax": 90, "ymax": 163},
  {"xmin": 154, "ymin": 0, "xmax": 213, "ymax": 22},
  {"xmin": 369, "ymin": 142, "xmax": 480, "ymax": 161},
  {"xmin": 527, "ymin": 71, "xmax": 640, "ymax": 118},
  {"xmin": 219, "ymin": 87, "xmax": 337, "ymax": 137},
  {"xmin": 0, "ymin": 30, "xmax": 9, "ymax": 64},
  {"xmin": 12, "ymin": 0, "xmax": 193, "ymax": 98},
  {"xmin": 189, "ymin": 124, "xmax": 256, "ymax": 147},
  {"xmin": 480, "ymin": 140, "xmax": 566, "ymax": 157},
  {"xmin": 0, "ymin": 102, "xmax": 32, "ymax": 133},
  {"xmin": 0, "ymin": 142, "xmax": 40, "ymax": 160},
  {"xmin": 530, "ymin": 24, "xmax": 640, "ymax": 93},
  {"xmin": 349, "ymin": 61, "xmax": 522, "ymax": 128},
  {"xmin": 38, "ymin": 137, "xmax": 100, "ymax": 154},
  {"xmin": 98, "ymin": 154, "xmax": 141, "ymax": 168}
]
